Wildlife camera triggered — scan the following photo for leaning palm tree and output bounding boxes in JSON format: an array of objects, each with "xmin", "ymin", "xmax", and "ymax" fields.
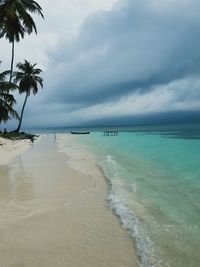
[
  {"xmin": 0, "ymin": 0, "xmax": 44, "ymax": 82},
  {"xmin": 0, "ymin": 70, "xmax": 19, "ymax": 123},
  {"xmin": 14, "ymin": 60, "xmax": 43, "ymax": 132}
]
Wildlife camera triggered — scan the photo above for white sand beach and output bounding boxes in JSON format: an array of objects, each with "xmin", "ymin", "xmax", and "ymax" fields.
[
  {"xmin": 0, "ymin": 137, "xmax": 31, "ymax": 166},
  {"xmin": 0, "ymin": 135, "xmax": 138, "ymax": 267}
]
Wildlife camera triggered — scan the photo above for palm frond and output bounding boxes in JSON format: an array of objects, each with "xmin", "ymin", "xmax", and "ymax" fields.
[
  {"xmin": 0, "ymin": 99, "xmax": 19, "ymax": 123},
  {"xmin": 0, "ymin": 81, "xmax": 18, "ymax": 92},
  {"xmin": 14, "ymin": 59, "xmax": 43, "ymax": 95},
  {"xmin": 0, "ymin": 0, "xmax": 44, "ymax": 42}
]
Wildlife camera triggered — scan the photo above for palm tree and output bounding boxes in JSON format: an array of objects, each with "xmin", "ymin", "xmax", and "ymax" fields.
[
  {"xmin": 0, "ymin": 0, "xmax": 44, "ymax": 82},
  {"xmin": 0, "ymin": 70, "xmax": 19, "ymax": 123},
  {"xmin": 14, "ymin": 60, "xmax": 43, "ymax": 132}
]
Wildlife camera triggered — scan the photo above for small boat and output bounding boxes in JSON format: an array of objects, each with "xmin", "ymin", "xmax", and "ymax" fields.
[{"xmin": 70, "ymin": 131, "xmax": 90, "ymax": 135}]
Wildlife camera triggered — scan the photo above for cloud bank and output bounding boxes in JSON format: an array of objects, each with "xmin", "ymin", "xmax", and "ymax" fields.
[{"xmin": 1, "ymin": 0, "xmax": 200, "ymax": 127}]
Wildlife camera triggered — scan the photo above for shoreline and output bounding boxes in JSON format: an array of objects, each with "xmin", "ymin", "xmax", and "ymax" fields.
[
  {"xmin": 57, "ymin": 134, "xmax": 155, "ymax": 267},
  {"xmin": 0, "ymin": 134, "xmax": 138, "ymax": 267}
]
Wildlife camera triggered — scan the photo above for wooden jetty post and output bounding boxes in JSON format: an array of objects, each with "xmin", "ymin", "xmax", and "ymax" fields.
[{"xmin": 103, "ymin": 130, "xmax": 118, "ymax": 136}]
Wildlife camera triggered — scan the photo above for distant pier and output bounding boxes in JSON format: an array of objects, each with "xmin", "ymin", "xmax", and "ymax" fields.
[{"xmin": 103, "ymin": 130, "xmax": 118, "ymax": 136}]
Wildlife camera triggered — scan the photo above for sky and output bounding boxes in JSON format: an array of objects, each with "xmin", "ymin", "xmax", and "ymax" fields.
[{"xmin": 1, "ymin": 0, "xmax": 200, "ymax": 128}]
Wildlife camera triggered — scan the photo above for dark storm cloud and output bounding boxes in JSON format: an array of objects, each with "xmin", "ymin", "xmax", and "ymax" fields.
[{"xmin": 44, "ymin": 0, "xmax": 200, "ymax": 108}]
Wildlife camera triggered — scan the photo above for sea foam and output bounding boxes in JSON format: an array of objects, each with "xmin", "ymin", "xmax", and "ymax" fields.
[{"xmin": 57, "ymin": 134, "xmax": 158, "ymax": 267}]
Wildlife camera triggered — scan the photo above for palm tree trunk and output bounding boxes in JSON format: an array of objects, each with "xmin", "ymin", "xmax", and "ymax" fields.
[
  {"xmin": 9, "ymin": 41, "xmax": 15, "ymax": 83},
  {"xmin": 16, "ymin": 92, "xmax": 29, "ymax": 132}
]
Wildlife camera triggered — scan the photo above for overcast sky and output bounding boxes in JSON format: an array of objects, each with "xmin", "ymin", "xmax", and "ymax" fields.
[{"xmin": 1, "ymin": 0, "xmax": 200, "ymax": 128}]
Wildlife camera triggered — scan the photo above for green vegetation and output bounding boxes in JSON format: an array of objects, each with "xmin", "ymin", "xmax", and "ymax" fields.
[
  {"xmin": 0, "ymin": 0, "xmax": 44, "ymax": 138},
  {"xmin": 0, "ymin": 0, "xmax": 44, "ymax": 81},
  {"xmin": 14, "ymin": 60, "xmax": 43, "ymax": 132},
  {"xmin": 0, "ymin": 131, "xmax": 38, "ymax": 141},
  {"xmin": 0, "ymin": 68, "xmax": 19, "ymax": 122}
]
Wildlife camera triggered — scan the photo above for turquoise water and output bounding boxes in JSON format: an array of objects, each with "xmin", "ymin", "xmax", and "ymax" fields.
[{"xmin": 72, "ymin": 124, "xmax": 200, "ymax": 267}]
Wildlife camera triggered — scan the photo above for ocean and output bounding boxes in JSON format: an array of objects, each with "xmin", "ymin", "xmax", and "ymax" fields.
[{"xmin": 52, "ymin": 123, "xmax": 200, "ymax": 267}]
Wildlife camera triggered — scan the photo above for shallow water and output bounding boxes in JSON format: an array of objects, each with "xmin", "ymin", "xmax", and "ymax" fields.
[{"xmin": 57, "ymin": 124, "xmax": 200, "ymax": 267}]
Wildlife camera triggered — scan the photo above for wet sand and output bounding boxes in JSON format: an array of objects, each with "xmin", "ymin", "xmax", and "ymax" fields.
[{"xmin": 0, "ymin": 135, "xmax": 138, "ymax": 267}]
